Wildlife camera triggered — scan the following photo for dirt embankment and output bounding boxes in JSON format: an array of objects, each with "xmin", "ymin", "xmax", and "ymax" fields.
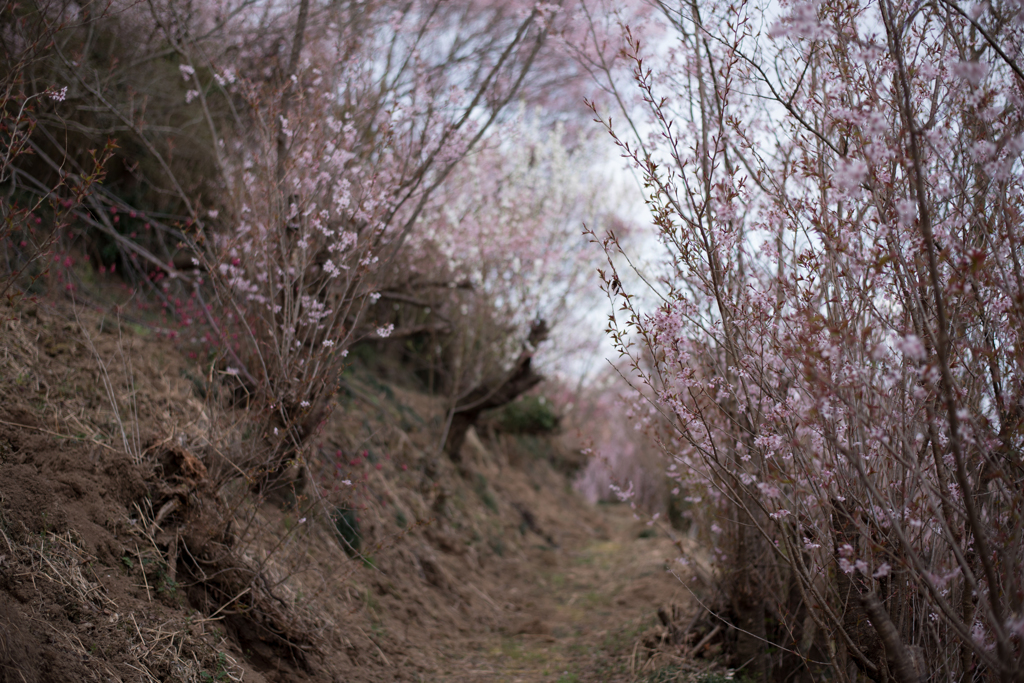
[{"xmin": 0, "ymin": 298, "xmax": 721, "ymax": 683}]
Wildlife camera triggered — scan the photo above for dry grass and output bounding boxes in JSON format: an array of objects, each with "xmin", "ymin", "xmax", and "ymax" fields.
[{"xmin": 0, "ymin": 294, "xmax": 724, "ymax": 682}]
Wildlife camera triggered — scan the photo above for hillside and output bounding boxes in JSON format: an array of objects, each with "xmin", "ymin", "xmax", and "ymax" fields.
[{"xmin": 0, "ymin": 296, "xmax": 721, "ymax": 683}]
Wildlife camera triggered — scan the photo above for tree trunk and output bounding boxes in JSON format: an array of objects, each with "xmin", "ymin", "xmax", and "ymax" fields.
[
  {"xmin": 443, "ymin": 320, "xmax": 547, "ymax": 463},
  {"xmin": 730, "ymin": 499, "xmax": 771, "ymax": 681}
]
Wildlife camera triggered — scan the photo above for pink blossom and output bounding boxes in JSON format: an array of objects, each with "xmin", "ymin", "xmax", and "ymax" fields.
[
  {"xmin": 833, "ymin": 158, "xmax": 868, "ymax": 192},
  {"xmin": 953, "ymin": 61, "xmax": 990, "ymax": 86},
  {"xmin": 769, "ymin": 0, "xmax": 832, "ymax": 40},
  {"xmin": 896, "ymin": 199, "xmax": 917, "ymax": 226},
  {"xmin": 896, "ymin": 334, "xmax": 927, "ymax": 362}
]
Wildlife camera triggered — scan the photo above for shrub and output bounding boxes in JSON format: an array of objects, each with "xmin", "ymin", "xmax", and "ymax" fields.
[
  {"xmin": 493, "ymin": 395, "xmax": 559, "ymax": 434},
  {"xmin": 330, "ymin": 507, "xmax": 361, "ymax": 558},
  {"xmin": 589, "ymin": 1, "xmax": 1024, "ymax": 680}
]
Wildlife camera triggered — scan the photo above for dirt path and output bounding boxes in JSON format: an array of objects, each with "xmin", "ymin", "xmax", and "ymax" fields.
[
  {"xmin": 0, "ymin": 299, "xmax": 705, "ymax": 683},
  {"xmin": 434, "ymin": 504, "xmax": 695, "ymax": 682}
]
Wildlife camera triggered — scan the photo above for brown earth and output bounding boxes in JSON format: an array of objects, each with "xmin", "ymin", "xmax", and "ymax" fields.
[
  {"xmin": 0, "ymin": 296, "xmax": 724, "ymax": 683},
  {"xmin": 425, "ymin": 502, "xmax": 705, "ymax": 682}
]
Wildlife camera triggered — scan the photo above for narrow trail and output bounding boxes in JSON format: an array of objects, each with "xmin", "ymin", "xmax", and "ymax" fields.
[
  {"xmin": 0, "ymin": 299, "xmax": 706, "ymax": 683},
  {"xmin": 435, "ymin": 504, "xmax": 695, "ymax": 682}
]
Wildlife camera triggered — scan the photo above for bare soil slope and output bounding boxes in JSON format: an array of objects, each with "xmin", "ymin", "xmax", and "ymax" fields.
[{"xmin": 0, "ymin": 297, "xmax": 717, "ymax": 683}]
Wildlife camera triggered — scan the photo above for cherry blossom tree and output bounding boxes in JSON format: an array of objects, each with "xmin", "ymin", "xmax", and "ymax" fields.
[
  {"xmin": 9, "ymin": 0, "xmax": 604, "ymax": 481},
  {"xmin": 186, "ymin": 0, "xmax": 579, "ymax": 476},
  {"xmin": 366, "ymin": 111, "xmax": 623, "ymax": 460},
  {"xmin": 590, "ymin": 0, "xmax": 1024, "ymax": 680}
]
